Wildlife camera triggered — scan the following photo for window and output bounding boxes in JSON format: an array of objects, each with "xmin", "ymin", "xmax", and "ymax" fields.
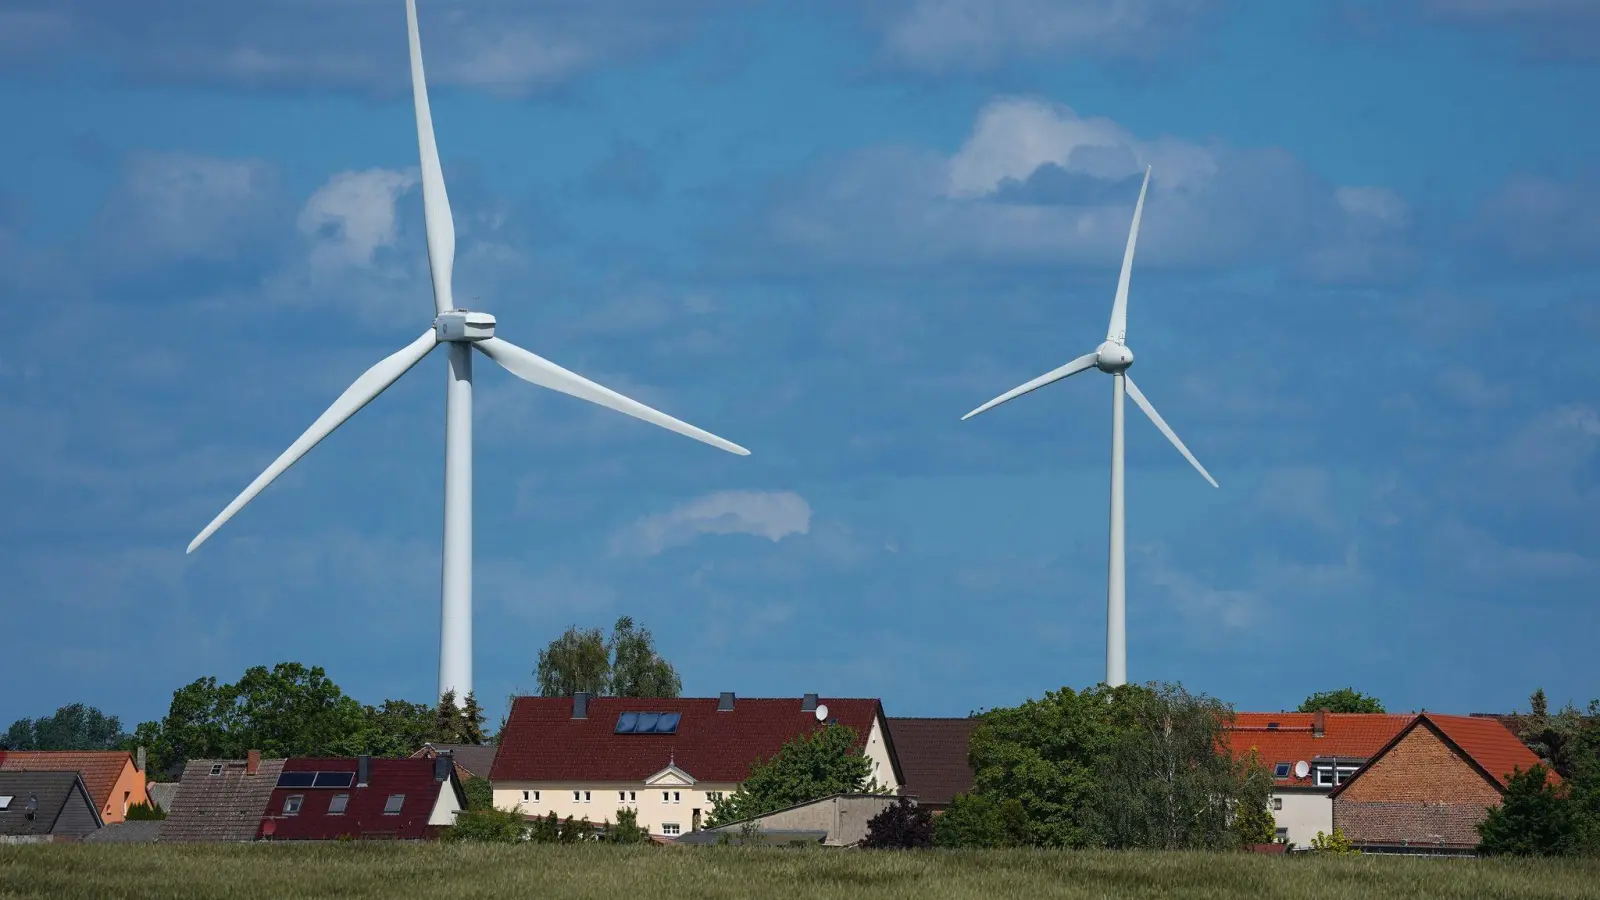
[
  {"xmin": 1273, "ymin": 762, "xmax": 1291, "ymax": 779},
  {"xmin": 573, "ymin": 790, "xmax": 581, "ymax": 802},
  {"xmin": 209, "ymin": 764, "xmax": 224, "ymax": 776},
  {"xmin": 662, "ymin": 823, "xmax": 680, "ymax": 836},
  {"xmin": 124, "ymin": 791, "xmax": 131, "ymax": 815},
  {"xmin": 706, "ymin": 791, "xmax": 723, "ymax": 804},
  {"xmin": 0, "ymin": 797, "xmax": 11, "ymax": 811},
  {"xmin": 619, "ymin": 790, "xmax": 637, "ymax": 803},
  {"xmin": 384, "ymin": 794, "xmax": 405, "ymax": 815},
  {"xmin": 584, "ymin": 791, "xmax": 592, "ymax": 803},
  {"xmin": 1276, "ymin": 827, "xmax": 1289, "ymax": 844},
  {"xmin": 533, "ymin": 791, "xmax": 541, "ymax": 802},
  {"xmin": 522, "ymin": 791, "xmax": 530, "ymax": 802},
  {"xmin": 1313, "ymin": 764, "xmax": 1362, "ymax": 788},
  {"xmin": 283, "ymin": 795, "xmax": 303, "ymax": 816},
  {"xmin": 329, "ymin": 794, "xmax": 350, "ymax": 815},
  {"xmin": 1271, "ymin": 798, "xmax": 1283, "ymax": 811},
  {"xmin": 662, "ymin": 791, "xmax": 680, "ymax": 804}
]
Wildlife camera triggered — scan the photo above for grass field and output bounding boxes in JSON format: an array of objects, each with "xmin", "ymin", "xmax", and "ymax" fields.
[{"xmin": 2, "ymin": 844, "xmax": 1598, "ymax": 900}]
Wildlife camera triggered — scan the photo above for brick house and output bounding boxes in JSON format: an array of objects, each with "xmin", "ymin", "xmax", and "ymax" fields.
[
  {"xmin": 492, "ymin": 692, "xmax": 903, "ymax": 839},
  {"xmin": 884, "ymin": 717, "xmax": 978, "ymax": 813},
  {"xmin": 1329, "ymin": 713, "xmax": 1552, "ymax": 855},
  {"xmin": 1223, "ymin": 711, "xmax": 1413, "ymax": 848}
]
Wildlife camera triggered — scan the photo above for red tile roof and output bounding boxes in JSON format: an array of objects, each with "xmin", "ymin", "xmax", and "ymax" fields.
[
  {"xmin": 259, "ymin": 758, "xmax": 462, "ymax": 841},
  {"xmin": 1327, "ymin": 713, "xmax": 1555, "ymax": 799},
  {"xmin": 886, "ymin": 717, "xmax": 978, "ymax": 807},
  {"xmin": 0, "ymin": 751, "xmax": 137, "ymax": 813},
  {"xmin": 492, "ymin": 697, "xmax": 888, "ymax": 783},
  {"xmin": 1223, "ymin": 713, "xmax": 1414, "ymax": 790}
]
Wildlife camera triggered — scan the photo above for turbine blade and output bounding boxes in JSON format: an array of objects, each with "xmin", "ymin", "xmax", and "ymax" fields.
[
  {"xmin": 474, "ymin": 337, "xmax": 750, "ymax": 456},
  {"xmin": 187, "ymin": 329, "xmax": 440, "ymax": 554},
  {"xmin": 961, "ymin": 351, "xmax": 1099, "ymax": 421},
  {"xmin": 1106, "ymin": 165, "xmax": 1152, "ymax": 345},
  {"xmin": 1124, "ymin": 375, "xmax": 1218, "ymax": 488},
  {"xmin": 406, "ymin": 0, "xmax": 455, "ymax": 315}
]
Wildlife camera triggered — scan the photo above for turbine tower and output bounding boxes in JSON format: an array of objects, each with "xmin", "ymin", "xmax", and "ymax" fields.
[
  {"xmin": 186, "ymin": 0, "xmax": 748, "ymax": 706},
  {"xmin": 960, "ymin": 167, "xmax": 1216, "ymax": 688}
]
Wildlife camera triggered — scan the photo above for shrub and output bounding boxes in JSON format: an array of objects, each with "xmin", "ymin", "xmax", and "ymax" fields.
[
  {"xmin": 443, "ymin": 806, "xmax": 526, "ymax": 843},
  {"xmin": 1309, "ymin": 828, "xmax": 1357, "ymax": 854},
  {"xmin": 862, "ymin": 797, "xmax": 933, "ymax": 849},
  {"xmin": 125, "ymin": 801, "xmax": 166, "ymax": 821}
]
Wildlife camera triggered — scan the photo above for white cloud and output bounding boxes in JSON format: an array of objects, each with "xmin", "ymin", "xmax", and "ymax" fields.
[
  {"xmin": 97, "ymin": 152, "xmax": 281, "ymax": 264},
  {"xmin": 610, "ymin": 489, "xmax": 812, "ymax": 556},
  {"xmin": 876, "ymin": 0, "xmax": 1226, "ymax": 71},
  {"xmin": 299, "ymin": 168, "xmax": 419, "ymax": 270}
]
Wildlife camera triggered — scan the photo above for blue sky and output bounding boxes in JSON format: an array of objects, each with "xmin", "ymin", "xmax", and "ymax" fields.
[{"xmin": 3, "ymin": 0, "xmax": 1598, "ymax": 731}]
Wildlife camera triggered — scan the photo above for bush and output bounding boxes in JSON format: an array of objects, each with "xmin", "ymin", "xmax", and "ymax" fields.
[
  {"xmin": 462, "ymin": 776, "xmax": 494, "ymax": 811},
  {"xmin": 443, "ymin": 806, "xmax": 526, "ymax": 843},
  {"xmin": 125, "ymin": 800, "xmax": 167, "ymax": 821},
  {"xmin": 933, "ymin": 794, "xmax": 1028, "ymax": 849},
  {"xmin": 1309, "ymin": 828, "xmax": 1357, "ymax": 854},
  {"xmin": 606, "ymin": 807, "xmax": 650, "ymax": 844},
  {"xmin": 862, "ymin": 797, "xmax": 932, "ymax": 849},
  {"xmin": 1478, "ymin": 765, "xmax": 1571, "ymax": 857}
]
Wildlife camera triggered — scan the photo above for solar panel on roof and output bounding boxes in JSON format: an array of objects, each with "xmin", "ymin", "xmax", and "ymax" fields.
[
  {"xmin": 276, "ymin": 772, "xmax": 316, "ymax": 788},
  {"xmin": 657, "ymin": 713, "xmax": 681, "ymax": 734},
  {"xmin": 636, "ymin": 712, "xmax": 662, "ymax": 733},
  {"xmin": 616, "ymin": 712, "xmax": 639, "ymax": 734},
  {"xmin": 314, "ymin": 771, "xmax": 355, "ymax": 788}
]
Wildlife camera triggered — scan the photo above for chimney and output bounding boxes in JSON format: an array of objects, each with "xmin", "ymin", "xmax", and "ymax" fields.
[
  {"xmin": 718, "ymin": 692, "xmax": 736, "ymax": 712},
  {"xmin": 1313, "ymin": 708, "xmax": 1328, "ymax": 738},
  {"xmin": 357, "ymin": 755, "xmax": 371, "ymax": 787},
  {"xmin": 434, "ymin": 752, "xmax": 452, "ymax": 783},
  {"xmin": 136, "ymin": 746, "xmax": 147, "ymax": 773},
  {"xmin": 801, "ymin": 693, "xmax": 819, "ymax": 713},
  {"xmin": 246, "ymin": 750, "xmax": 261, "ymax": 776},
  {"xmin": 573, "ymin": 692, "xmax": 590, "ymax": 720}
]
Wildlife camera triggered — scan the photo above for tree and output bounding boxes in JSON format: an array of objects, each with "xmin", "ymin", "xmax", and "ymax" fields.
[
  {"xmin": 705, "ymin": 724, "xmax": 881, "ymax": 827},
  {"xmin": 1297, "ymin": 689, "xmax": 1385, "ymax": 714},
  {"xmin": 430, "ymin": 691, "xmax": 488, "ymax": 745},
  {"xmin": 536, "ymin": 626, "xmax": 611, "ymax": 697},
  {"xmin": 1477, "ymin": 765, "xmax": 1571, "ymax": 857},
  {"xmin": 5, "ymin": 703, "xmax": 128, "ymax": 751},
  {"xmin": 607, "ymin": 806, "xmax": 650, "ymax": 844},
  {"xmin": 335, "ymin": 699, "xmax": 435, "ymax": 758},
  {"xmin": 609, "ymin": 617, "xmax": 682, "ymax": 699},
  {"xmin": 462, "ymin": 776, "xmax": 495, "ymax": 811},
  {"xmin": 124, "ymin": 801, "xmax": 167, "ymax": 821},
  {"xmin": 1309, "ymin": 828, "xmax": 1358, "ymax": 854},
  {"xmin": 1517, "ymin": 689, "xmax": 1586, "ymax": 778},
  {"xmin": 862, "ymin": 796, "xmax": 933, "ymax": 849},
  {"xmin": 459, "ymin": 692, "xmax": 488, "ymax": 744},
  {"xmin": 444, "ymin": 806, "xmax": 527, "ymax": 843},
  {"xmin": 932, "ymin": 793, "xmax": 1029, "ymax": 848}
]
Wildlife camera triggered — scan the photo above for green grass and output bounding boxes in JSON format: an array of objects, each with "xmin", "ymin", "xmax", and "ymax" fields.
[{"xmin": 2, "ymin": 845, "xmax": 1597, "ymax": 900}]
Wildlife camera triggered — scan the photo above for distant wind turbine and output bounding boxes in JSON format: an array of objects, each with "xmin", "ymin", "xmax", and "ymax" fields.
[
  {"xmin": 960, "ymin": 166, "xmax": 1217, "ymax": 688},
  {"xmin": 186, "ymin": 0, "xmax": 749, "ymax": 705}
]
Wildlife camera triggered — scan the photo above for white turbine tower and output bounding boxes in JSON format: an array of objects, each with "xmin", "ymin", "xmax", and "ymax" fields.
[
  {"xmin": 960, "ymin": 166, "xmax": 1216, "ymax": 688},
  {"xmin": 186, "ymin": 0, "xmax": 749, "ymax": 706}
]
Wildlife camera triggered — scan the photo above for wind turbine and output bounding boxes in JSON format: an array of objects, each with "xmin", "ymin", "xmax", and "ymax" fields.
[
  {"xmin": 960, "ymin": 166, "xmax": 1216, "ymax": 688},
  {"xmin": 186, "ymin": 0, "xmax": 749, "ymax": 706}
]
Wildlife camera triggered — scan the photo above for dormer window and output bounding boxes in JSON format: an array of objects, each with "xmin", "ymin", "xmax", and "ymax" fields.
[{"xmin": 1313, "ymin": 763, "xmax": 1361, "ymax": 788}]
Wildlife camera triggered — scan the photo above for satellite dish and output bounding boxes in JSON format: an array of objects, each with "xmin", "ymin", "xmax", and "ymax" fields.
[
  {"xmin": 814, "ymin": 704, "xmax": 829, "ymax": 722},
  {"xmin": 1294, "ymin": 760, "xmax": 1310, "ymax": 779}
]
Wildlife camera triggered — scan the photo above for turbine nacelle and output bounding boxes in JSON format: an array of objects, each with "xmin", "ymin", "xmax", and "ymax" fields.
[
  {"xmin": 1095, "ymin": 340, "xmax": 1134, "ymax": 373},
  {"xmin": 434, "ymin": 309, "xmax": 496, "ymax": 342}
]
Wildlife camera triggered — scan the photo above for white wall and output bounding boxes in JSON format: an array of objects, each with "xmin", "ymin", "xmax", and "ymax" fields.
[
  {"xmin": 1273, "ymin": 791, "xmax": 1332, "ymax": 849},
  {"xmin": 494, "ymin": 780, "xmax": 741, "ymax": 836},
  {"xmin": 863, "ymin": 719, "xmax": 901, "ymax": 793},
  {"xmin": 429, "ymin": 781, "xmax": 463, "ymax": 826}
]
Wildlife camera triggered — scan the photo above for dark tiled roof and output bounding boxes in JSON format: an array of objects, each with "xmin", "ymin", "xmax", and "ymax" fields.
[
  {"xmin": 83, "ymin": 821, "xmax": 164, "ymax": 843},
  {"xmin": 146, "ymin": 782, "xmax": 180, "ymax": 813},
  {"xmin": 886, "ymin": 717, "xmax": 978, "ymax": 807},
  {"xmin": 0, "ymin": 771, "xmax": 102, "ymax": 836},
  {"xmin": 161, "ymin": 758, "xmax": 285, "ymax": 843},
  {"xmin": 412, "ymin": 743, "xmax": 498, "ymax": 778},
  {"xmin": 261, "ymin": 758, "xmax": 462, "ymax": 841},
  {"xmin": 0, "ymin": 751, "xmax": 136, "ymax": 814},
  {"xmin": 1224, "ymin": 713, "xmax": 1415, "ymax": 790},
  {"xmin": 493, "ymin": 697, "xmax": 887, "ymax": 783}
]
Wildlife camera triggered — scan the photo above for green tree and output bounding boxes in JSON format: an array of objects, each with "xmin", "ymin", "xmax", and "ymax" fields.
[
  {"xmin": 1298, "ymin": 688, "xmax": 1385, "ymax": 714},
  {"xmin": 1477, "ymin": 765, "xmax": 1572, "ymax": 856},
  {"xmin": 335, "ymin": 699, "xmax": 435, "ymax": 758},
  {"xmin": 932, "ymin": 793, "xmax": 1029, "ymax": 849},
  {"xmin": 430, "ymin": 691, "xmax": 489, "ymax": 745},
  {"xmin": 1517, "ymin": 689, "xmax": 1586, "ymax": 778},
  {"xmin": 462, "ymin": 776, "xmax": 495, "ymax": 811},
  {"xmin": 124, "ymin": 801, "xmax": 167, "ymax": 821},
  {"xmin": 705, "ymin": 724, "xmax": 881, "ymax": 827},
  {"xmin": 536, "ymin": 626, "xmax": 611, "ymax": 697},
  {"xmin": 444, "ymin": 806, "xmax": 527, "ymax": 843},
  {"xmin": 607, "ymin": 806, "xmax": 650, "ymax": 844},
  {"xmin": 1309, "ymin": 828, "xmax": 1358, "ymax": 854},
  {"xmin": 4, "ymin": 703, "xmax": 128, "ymax": 751},
  {"xmin": 609, "ymin": 617, "xmax": 682, "ymax": 698},
  {"xmin": 459, "ymin": 692, "xmax": 488, "ymax": 744}
]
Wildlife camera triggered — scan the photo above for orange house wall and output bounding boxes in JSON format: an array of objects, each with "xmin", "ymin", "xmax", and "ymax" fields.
[
  {"xmin": 1332, "ymin": 722, "xmax": 1503, "ymax": 848},
  {"xmin": 100, "ymin": 761, "xmax": 150, "ymax": 824}
]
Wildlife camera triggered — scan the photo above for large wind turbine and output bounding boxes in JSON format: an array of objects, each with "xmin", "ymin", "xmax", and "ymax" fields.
[
  {"xmin": 960, "ymin": 167, "xmax": 1216, "ymax": 688},
  {"xmin": 186, "ymin": 0, "xmax": 748, "ymax": 705}
]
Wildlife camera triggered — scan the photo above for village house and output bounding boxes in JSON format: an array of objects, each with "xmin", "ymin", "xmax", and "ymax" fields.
[
  {"xmin": 162, "ymin": 752, "xmax": 286, "ymax": 843},
  {"xmin": 410, "ymin": 742, "xmax": 497, "ymax": 782},
  {"xmin": 0, "ymin": 750, "xmax": 150, "ymax": 825},
  {"xmin": 492, "ymin": 692, "xmax": 904, "ymax": 838},
  {"xmin": 1330, "ymin": 712, "xmax": 1550, "ymax": 855},
  {"xmin": 885, "ymin": 717, "xmax": 980, "ymax": 813},
  {"xmin": 0, "ymin": 772, "xmax": 103, "ymax": 842},
  {"xmin": 1224, "ymin": 710, "xmax": 1414, "ymax": 848},
  {"xmin": 258, "ymin": 755, "xmax": 465, "ymax": 841}
]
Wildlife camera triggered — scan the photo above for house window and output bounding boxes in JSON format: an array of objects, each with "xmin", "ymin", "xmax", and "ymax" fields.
[
  {"xmin": 1271, "ymin": 798, "xmax": 1283, "ymax": 811},
  {"xmin": 1273, "ymin": 762, "xmax": 1291, "ymax": 779},
  {"xmin": 329, "ymin": 794, "xmax": 349, "ymax": 815},
  {"xmin": 663, "ymin": 791, "xmax": 680, "ymax": 804},
  {"xmin": 210, "ymin": 764, "xmax": 224, "ymax": 776},
  {"xmin": 384, "ymin": 794, "xmax": 405, "ymax": 815},
  {"xmin": 619, "ymin": 790, "xmax": 637, "ymax": 803},
  {"xmin": 533, "ymin": 791, "xmax": 541, "ymax": 802},
  {"xmin": 584, "ymin": 791, "xmax": 592, "ymax": 803},
  {"xmin": 706, "ymin": 791, "xmax": 723, "ymax": 803},
  {"xmin": 573, "ymin": 790, "xmax": 581, "ymax": 802},
  {"xmin": 1314, "ymin": 764, "xmax": 1361, "ymax": 788},
  {"xmin": 1276, "ymin": 827, "xmax": 1289, "ymax": 844},
  {"xmin": 522, "ymin": 791, "xmax": 530, "ymax": 802},
  {"xmin": 283, "ymin": 795, "xmax": 303, "ymax": 816},
  {"xmin": 662, "ymin": 823, "xmax": 680, "ymax": 836}
]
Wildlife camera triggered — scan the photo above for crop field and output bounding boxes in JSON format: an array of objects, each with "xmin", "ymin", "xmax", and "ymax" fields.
[{"xmin": 2, "ymin": 844, "xmax": 1597, "ymax": 900}]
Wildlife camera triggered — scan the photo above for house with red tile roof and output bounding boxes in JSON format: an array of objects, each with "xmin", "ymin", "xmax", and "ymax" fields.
[
  {"xmin": 885, "ymin": 717, "xmax": 978, "ymax": 812},
  {"xmin": 1329, "ymin": 713, "xmax": 1553, "ymax": 855},
  {"xmin": 492, "ymin": 692, "xmax": 903, "ymax": 839},
  {"xmin": 0, "ymin": 750, "xmax": 149, "ymax": 824},
  {"xmin": 1223, "ymin": 711, "xmax": 1413, "ymax": 848},
  {"xmin": 258, "ymin": 755, "xmax": 465, "ymax": 841}
]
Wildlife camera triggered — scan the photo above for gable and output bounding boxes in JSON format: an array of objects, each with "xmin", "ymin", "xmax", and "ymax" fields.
[
  {"xmin": 1333, "ymin": 719, "xmax": 1503, "ymax": 806},
  {"xmin": 644, "ymin": 764, "xmax": 696, "ymax": 786},
  {"xmin": 887, "ymin": 717, "xmax": 977, "ymax": 807},
  {"xmin": 0, "ymin": 751, "xmax": 135, "ymax": 815}
]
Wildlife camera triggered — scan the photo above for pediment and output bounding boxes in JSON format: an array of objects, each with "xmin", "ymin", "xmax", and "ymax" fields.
[{"xmin": 644, "ymin": 764, "xmax": 697, "ymax": 786}]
